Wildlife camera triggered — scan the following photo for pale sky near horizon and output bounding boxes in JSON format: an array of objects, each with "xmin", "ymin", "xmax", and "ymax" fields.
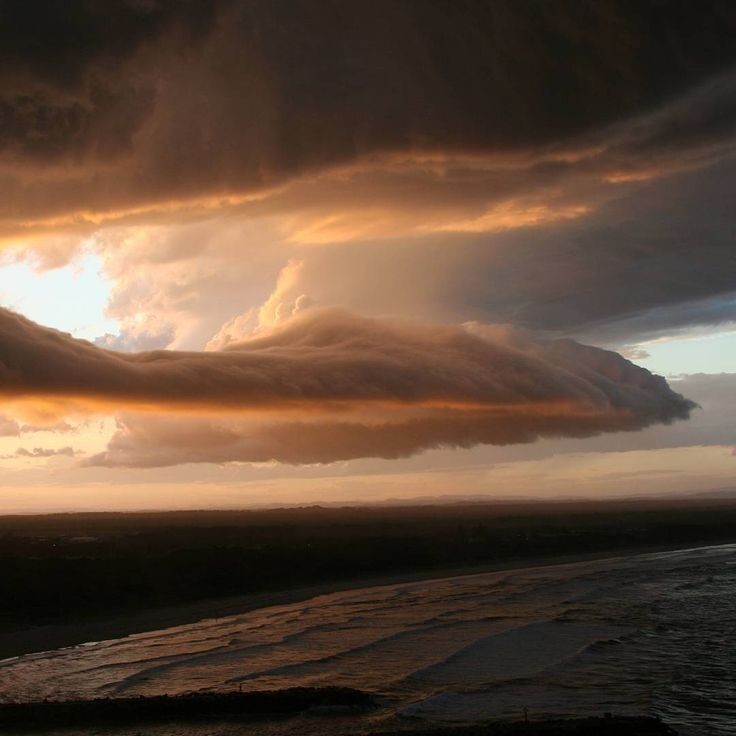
[{"xmin": 0, "ymin": 2, "xmax": 735, "ymax": 512}]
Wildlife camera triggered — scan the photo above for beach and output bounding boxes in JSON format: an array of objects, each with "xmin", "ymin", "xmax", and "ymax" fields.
[
  {"xmin": 0, "ymin": 540, "xmax": 711, "ymax": 662},
  {"xmin": 2, "ymin": 542, "xmax": 734, "ymax": 734}
]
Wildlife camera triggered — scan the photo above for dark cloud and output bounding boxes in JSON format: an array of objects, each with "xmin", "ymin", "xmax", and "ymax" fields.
[
  {"xmin": 0, "ymin": 1, "xmax": 215, "ymax": 162},
  {"xmin": 0, "ymin": 1, "xmax": 211, "ymax": 90},
  {"xmin": 1, "ymin": 1, "xmax": 735, "ymax": 231},
  {"xmin": 183, "ymin": 0, "xmax": 736, "ymax": 168}
]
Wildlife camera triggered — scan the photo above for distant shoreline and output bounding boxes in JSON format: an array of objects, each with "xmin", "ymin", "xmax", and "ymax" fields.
[{"xmin": 1, "ymin": 539, "xmax": 729, "ymax": 662}]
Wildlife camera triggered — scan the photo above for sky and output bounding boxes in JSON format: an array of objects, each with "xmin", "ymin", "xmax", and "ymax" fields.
[{"xmin": 0, "ymin": 0, "xmax": 735, "ymax": 512}]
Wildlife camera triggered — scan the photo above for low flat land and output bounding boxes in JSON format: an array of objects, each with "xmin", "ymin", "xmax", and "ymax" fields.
[{"xmin": 0, "ymin": 688, "xmax": 677, "ymax": 735}]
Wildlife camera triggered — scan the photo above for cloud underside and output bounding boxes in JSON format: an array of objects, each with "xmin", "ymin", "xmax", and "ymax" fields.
[
  {"xmin": 2, "ymin": 1, "xmax": 736, "ymax": 237},
  {"xmin": 90, "ymin": 407, "xmax": 685, "ymax": 468},
  {"xmin": 0, "ymin": 306, "xmax": 694, "ymax": 466}
]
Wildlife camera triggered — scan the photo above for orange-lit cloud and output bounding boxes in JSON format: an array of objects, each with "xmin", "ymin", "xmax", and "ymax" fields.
[
  {"xmin": 0, "ymin": 304, "xmax": 695, "ymax": 466},
  {"xmin": 0, "ymin": 306, "xmax": 692, "ymax": 414}
]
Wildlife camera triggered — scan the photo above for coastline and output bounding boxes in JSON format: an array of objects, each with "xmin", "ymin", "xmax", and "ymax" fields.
[{"xmin": 1, "ymin": 539, "xmax": 727, "ymax": 662}]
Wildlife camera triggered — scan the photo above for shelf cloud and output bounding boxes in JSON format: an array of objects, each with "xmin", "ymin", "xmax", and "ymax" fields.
[{"xmin": 0, "ymin": 305, "xmax": 693, "ymax": 465}]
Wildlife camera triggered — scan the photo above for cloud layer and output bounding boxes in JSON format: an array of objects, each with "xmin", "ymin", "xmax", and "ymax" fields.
[
  {"xmin": 2, "ymin": 1, "xmax": 736, "ymax": 238},
  {"xmin": 0, "ymin": 306, "xmax": 692, "ymax": 413},
  {"xmin": 0, "ymin": 305, "xmax": 692, "ymax": 466}
]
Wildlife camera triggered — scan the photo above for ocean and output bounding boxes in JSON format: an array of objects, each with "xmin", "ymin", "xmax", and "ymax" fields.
[{"xmin": 2, "ymin": 544, "xmax": 734, "ymax": 735}]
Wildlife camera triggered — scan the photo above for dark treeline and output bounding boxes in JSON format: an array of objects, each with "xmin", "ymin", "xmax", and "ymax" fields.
[
  {"xmin": 2, "ymin": 498, "xmax": 736, "ymax": 630},
  {"xmin": 0, "ymin": 687, "xmax": 374, "ymax": 729}
]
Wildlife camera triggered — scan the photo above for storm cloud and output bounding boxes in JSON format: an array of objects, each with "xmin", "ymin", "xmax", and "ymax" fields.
[
  {"xmin": 1, "ymin": 1, "xmax": 733, "ymax": 491},
  {"xmin": 2, "ymin": 0, "xmax": 735, "ymax": 236},
  {"xmin": 0, "ymin": 306, "xmax": 692, "ymax": 413},
  {"xmin": 0, "ymin": 304, "xmax": 694, "ymax": 465}
]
